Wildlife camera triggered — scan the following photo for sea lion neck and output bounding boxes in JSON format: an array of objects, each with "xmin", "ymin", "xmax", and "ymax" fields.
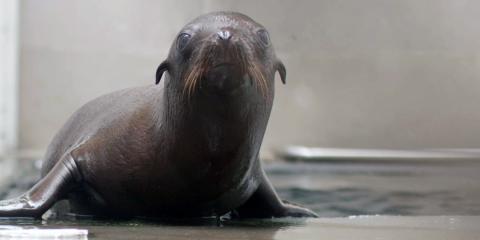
[{"xmin": 160, "ymin": 81, "xmax": 272, "ymax": 157}]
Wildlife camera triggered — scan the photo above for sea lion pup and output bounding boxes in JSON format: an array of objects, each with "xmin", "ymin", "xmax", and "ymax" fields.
[{"xmin": 0, "ymin": 11, "xmax": 317, "ymax": 219}]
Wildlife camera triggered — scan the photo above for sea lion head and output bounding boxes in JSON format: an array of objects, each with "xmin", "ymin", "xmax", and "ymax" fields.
[{"xmin": 155, "ymin": 12, "xmax": 286, "ymax": 99}]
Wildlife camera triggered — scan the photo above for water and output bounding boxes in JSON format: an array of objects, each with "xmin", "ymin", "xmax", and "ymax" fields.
[
  {"xmin": 1, "ymin": 160, "xmax": 480, "ymax": 239},
  {"xmin": 2, "ymin": 160, "xmax": 480, "ymax": 217},
  {"xmin": 267, "ymin": 162, "xmax": 480, "ymax": 217}
]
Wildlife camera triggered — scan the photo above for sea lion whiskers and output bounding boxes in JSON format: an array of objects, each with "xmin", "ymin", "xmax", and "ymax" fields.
[
  {"xmin": 181, "ymin": 39, "xmax": 270, "ymax": 99},
  {"xmin": 233, "ymin": 42, "xmax": 270, "ymax": 99},
  {"xmin": 182, "ymin": 44, "xmax": 215, "ymax": 98},
  {"xmin": 247, "ymin": 61, "xmax": 269, "ymax": 98},
  {"xmin": 240, "ymin": 43, "xmax": 268, "ymax": 98},
  {"xmin": 236, "ymin": 40, "xmax": 269, "ymax": 98}
]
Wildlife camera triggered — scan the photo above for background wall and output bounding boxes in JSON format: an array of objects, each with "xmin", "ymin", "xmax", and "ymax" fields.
[
  {"xmin": 19, "ymin": 0, "xmax": 480, "ymax": 156},
  {"xmin": 0, "ymin": 0, "xmax": 18, "ymax": 155}
]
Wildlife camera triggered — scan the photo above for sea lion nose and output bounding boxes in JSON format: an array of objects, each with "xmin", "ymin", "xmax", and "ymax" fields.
[{"xmin": 217, "ymin": 30, "xmax": 232, "ymax": 41}]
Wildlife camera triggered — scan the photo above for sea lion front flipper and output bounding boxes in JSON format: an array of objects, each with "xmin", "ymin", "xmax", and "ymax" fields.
[
  {"xmin": 232, "ymin": 169, "xmax": 318, "ymax": 219},
  {"xmin": 0, "ymin": 154, "xmax": 81, "ymax": 218}
]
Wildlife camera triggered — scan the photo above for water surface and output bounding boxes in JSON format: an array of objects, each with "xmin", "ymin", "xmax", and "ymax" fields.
[{"xmin": 1, "ymin": 160, "xmax": 480, "ymax": 239}]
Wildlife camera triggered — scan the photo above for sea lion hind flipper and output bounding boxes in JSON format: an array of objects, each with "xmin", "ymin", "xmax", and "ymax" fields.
[
  {"xmin": 0, "ymin": 154, "xmax": 81, "ymax": 218},
  {"xmin": 231, "ymin": 170, "xmax": 318, "ymax": 219}
]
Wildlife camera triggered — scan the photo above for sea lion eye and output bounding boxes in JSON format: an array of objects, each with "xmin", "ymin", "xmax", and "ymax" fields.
[
  {"xmin": 257, "ymin": 30, "xmax": 270, "ymax": 46},
  {"xmin": 177, "ymin": 33, "xmax": 191, "ymax": 50}
]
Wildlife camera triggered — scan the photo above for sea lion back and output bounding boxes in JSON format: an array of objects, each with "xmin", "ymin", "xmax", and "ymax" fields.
[{"xmin": 40, "ymin": 85, "xmax": 163, "ymax": 176}]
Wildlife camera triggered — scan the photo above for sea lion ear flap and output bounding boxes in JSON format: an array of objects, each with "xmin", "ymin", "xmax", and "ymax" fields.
[
  {"xmin": 155, "ymin": 61, "xmax": 169, "ymax": 84},
  {"xmin": 275, "ymin": 61, "xmax": 286, "ymax": 84}
]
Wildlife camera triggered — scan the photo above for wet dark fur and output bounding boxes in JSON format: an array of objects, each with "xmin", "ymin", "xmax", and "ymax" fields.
[
  {"xmin": 0, "ymin": 11, "xmax": 316, "ymax": 219},
  {"xmin": 182, "ymin": 40, "xmax": 269, "ymax": 98}
]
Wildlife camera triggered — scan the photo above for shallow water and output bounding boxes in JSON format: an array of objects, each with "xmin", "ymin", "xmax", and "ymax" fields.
[
  {"xmin": 267, "ymin": 162, "xmax": 480, "ymax": 217},
  {"xmin": 3, "ymin": 160, "xmax": 480, "ymax": 217},
  {"xmin": 1, "ymin": 160, "xmax": 480, "ymax": 239}
]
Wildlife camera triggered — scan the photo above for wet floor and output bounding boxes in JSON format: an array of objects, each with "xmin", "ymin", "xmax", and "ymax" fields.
[{"xmin": 0, "ymin": 215, "xmax": 479, "ymax": 240}]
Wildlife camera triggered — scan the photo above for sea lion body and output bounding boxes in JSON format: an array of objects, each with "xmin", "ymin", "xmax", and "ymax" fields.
[
  {"xmin": 42, "ymin": 85, "xmax": 263, "ymax": 217},
  {"xmin": 0, "ymin": 12, "xmax": 317, "ymax": 219}
]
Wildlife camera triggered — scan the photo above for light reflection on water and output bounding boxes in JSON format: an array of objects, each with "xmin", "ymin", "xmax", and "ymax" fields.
[
  {"xmin": 0, "ymin": 217, "xmax": 309, "ymax": 240},
  {"xmin": 0, "ymin": 215, "xmax": 479, "ymax": 240}
]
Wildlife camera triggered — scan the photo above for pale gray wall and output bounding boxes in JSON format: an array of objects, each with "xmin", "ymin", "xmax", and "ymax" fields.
[{"xmin": 19, "ymin": 0, "xmax": 480, "ymax": 154}]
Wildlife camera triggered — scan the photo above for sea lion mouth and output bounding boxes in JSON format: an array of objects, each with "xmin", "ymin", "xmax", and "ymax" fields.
[
  {"xmin": 181, "ymin": 41, "xmax": 268, "ymax": 99},
  {"xmin": 200, "ymin": 63, "xmax": 248, "ymax": 94}
]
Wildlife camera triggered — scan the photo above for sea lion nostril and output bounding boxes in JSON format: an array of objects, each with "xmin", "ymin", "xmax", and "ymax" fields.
[{"xmin": 217, "ymin": 30, "xmax": 232, "ymax": 41}]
